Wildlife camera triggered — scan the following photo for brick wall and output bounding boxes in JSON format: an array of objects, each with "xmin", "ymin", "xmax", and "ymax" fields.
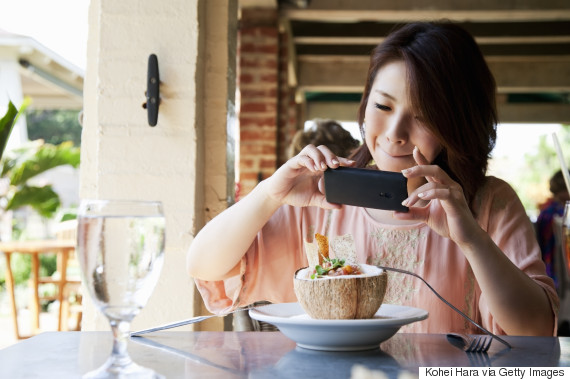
[
  {"xmin": 237, "ymin": 8, "xmax": 300, "ymax": 198},
  {"xmin": 237, "ymin": 8, "xmax": 279, "ymax": 197}
]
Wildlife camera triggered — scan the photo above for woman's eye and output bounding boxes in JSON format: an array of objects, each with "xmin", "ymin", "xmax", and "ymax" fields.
[{"xmin": 375, "ymin": 103, "xmax": 391, "ymax": 111}]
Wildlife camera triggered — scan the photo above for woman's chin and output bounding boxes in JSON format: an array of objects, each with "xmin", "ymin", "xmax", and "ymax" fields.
[
  {"xmin": 372, "ymin": 152, "xmax": 415, "ymax": 172},
  {"xmin": 374, "ymin": 161, "xmax": 414, "ymax": 173}
]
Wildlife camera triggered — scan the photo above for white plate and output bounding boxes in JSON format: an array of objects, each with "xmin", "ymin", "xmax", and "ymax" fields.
[{"xmin": 249, "ymin": 302, "xmax": 428, "ymax": 351}]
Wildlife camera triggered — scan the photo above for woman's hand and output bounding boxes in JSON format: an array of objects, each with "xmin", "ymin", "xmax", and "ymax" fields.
[
  {"xmin": 394, "ymin": 147, "xmax": 481, "ymax": 246},
  {"xmin": 262, "ymin": 144, "xmax": 356, "ymax": 209}
]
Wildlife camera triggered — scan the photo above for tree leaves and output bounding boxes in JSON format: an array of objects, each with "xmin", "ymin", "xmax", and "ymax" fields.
[
  {"xmin": 0, "ymin": 100, "xmax": 80, "ymax": 221},
  {"xmin": 0, "ymin": 100, "xmax": 29, "ymax": 161},
  {"xmin": 3, "ymin": 141, "xmax": 80, "ymax": 186},
  {"xmin": 5, "ymin": 185, "xmax": 60, "ymax": 218}
]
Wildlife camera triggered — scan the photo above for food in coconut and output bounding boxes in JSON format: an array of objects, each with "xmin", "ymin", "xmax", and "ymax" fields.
[{"xmin": 294, "ymin": 233, "xmax": 387, "ymax": 319}]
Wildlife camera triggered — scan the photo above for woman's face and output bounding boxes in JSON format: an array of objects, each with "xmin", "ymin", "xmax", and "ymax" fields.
[{"xmin": 364, "ymin": 61, "xmax": 442, "ymax": 178}]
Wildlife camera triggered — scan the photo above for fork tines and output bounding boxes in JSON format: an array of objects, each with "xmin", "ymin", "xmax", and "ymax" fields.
[{"xmin": 466, "ymin": 336, "xmax": 492, "ymax": 353}]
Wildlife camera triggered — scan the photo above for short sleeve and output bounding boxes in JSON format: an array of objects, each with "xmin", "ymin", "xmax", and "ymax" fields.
[{"xmin": 194, "ymin": 205, "xmax": 313, "ymax": 314}]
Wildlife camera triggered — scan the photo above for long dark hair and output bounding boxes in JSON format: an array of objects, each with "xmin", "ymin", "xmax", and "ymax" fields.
[{"xmin": 352, "ymin": 21, "xmax": 497, "ymax": 209}]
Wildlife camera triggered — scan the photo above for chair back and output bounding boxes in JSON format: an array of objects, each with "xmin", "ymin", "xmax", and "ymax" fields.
[{"xmin": 54, "ymin": 219, "xmax": 77, "ymax": 242}]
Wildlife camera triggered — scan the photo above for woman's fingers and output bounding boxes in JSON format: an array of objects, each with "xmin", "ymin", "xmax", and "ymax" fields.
[
  {"xmin": 413, "ymin": 145, "xmax": 430, "ymax": 165},
  {"xmin": 402, "ymin": 162, "xmax": 452, "ymax": 186},
  {"xmin": 296, "ymin": 144, "xmax": 354, "ymax": 172},
  {"xmin": 403, "ymin": 179, "xmax": 464, "ymax": 208}
]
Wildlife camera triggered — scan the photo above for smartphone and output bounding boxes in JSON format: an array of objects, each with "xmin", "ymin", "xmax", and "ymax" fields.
[{"xmin": 324, "ymin": 167, "xmax": 409, "ymax": 212}]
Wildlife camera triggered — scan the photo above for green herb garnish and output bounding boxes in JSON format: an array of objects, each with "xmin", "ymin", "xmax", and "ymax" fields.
[{"xmin": 311, "ymin": 258, "xmax": 346, "ymax": 279}]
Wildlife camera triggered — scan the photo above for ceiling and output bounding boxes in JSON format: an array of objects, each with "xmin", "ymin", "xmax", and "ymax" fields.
[{"xmin": 274, "ymin": 0, "xmax": 570, "ymax": 123}]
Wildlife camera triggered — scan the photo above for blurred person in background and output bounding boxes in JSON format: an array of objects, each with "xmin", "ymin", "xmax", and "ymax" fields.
[
  {"xmin": 536, "ymin": 170, "xmax": 570, "ymax": 289},
  {"xmin": 288, "ymin": 119, "xmax": 360, "ymax": 159}
]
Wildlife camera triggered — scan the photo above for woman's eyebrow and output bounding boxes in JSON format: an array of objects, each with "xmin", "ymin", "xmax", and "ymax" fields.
[{"xmin": 374, "ymin": 89, "xmax": 396, "ymax": 101}]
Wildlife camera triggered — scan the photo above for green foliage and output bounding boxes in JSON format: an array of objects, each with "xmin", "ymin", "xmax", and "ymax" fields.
[
  {"xmin": 509, "ymin": 125, "xmax": 570, "ymax": 216},
  {"xmin": 26, "ymin": 109, "xmax": 82, "ymax": 146},
  {"xmin": 0, "ymin": 140, "xmax": 81, "ymax": 219},
  {"xmin": 39, "ymin": 254, "xmax": 57, "ymax": 277},
  {"xmin": 0, "ymin": 253, "xmax": 57, "ymax": 289},
  {"xmin": 0, "ymin": 253, "xmax": 31, "ymax": 289},
  {"xmin": 60, "ymin": 212, "xmax": 77, "ymax": 222},
  {"xmin": 0, "ymin": 101, "xmax": 80, "ymax": 288},
  {"xmin": 0, "ymin": 102, "xmax": 17, "ymax": 160},
  {"xmin": 0, "ymin": 100, "xmax": 28, "ymax": 161},
  {"xmin": 8, "ymin": 254, "xmax": 31, "ymax": 284}
]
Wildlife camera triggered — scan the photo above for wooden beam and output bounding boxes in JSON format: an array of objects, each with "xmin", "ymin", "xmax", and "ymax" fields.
[
  {"xmin": 487, "ymin": 56, "xmax": 570, "ymax": 93},
  {"xmin": 282, "ymin": 0, "xmax": 570, "ymax": 22},
  {"xmin": 294, "ymin": 36, "xmax": 570, "ymax": 46},
  {"xmin": 297, "ymin": 55, "xmax": 570, "ymax": 93},
  {"xmin": 305, "ymin": 100, "xmax": 570, "ymax": 124},
  {"xmin": 499, "ymin": 103, "xmax": 570, "ymax": 124},
  {"xmin": 306, "ymin": 101, "xmax": 360, "ymax": 122},
  {"xmin": 297, "ymin": 56, "xmax": 368, "ymax": 93},
  {"xmin": 282, "ymin": 10, "xmax": 570, "ymax": 23},
  {"xmin": 295, "ymin": 0, "xmax": 569, "ymax": 11},
  {"xmin": 305, "ymin": 100, "xmax": 570, "ymax": 125}
]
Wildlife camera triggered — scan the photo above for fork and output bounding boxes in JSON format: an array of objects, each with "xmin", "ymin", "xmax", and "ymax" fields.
[
  {"xmin": 376, "ymin": 265, "xmax": 512, "ymax": 352},
  {"xmin": 447, "ymin": 333, "xmax": 493, "ymax": 353},
  {"xmin": 130, "ymin": 308, "xmax": 244, "ymax": 337}
]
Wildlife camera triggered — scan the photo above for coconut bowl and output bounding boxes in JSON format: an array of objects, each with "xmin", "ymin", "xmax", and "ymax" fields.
[{"xmin": 293, "ymin": 264, "xmax": 387, "ymax": 319}]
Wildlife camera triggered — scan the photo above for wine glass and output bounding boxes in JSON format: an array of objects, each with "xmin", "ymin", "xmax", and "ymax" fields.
[{"xmin": 77, "ymin": 199, "xmax": 166, "ymax": 378}]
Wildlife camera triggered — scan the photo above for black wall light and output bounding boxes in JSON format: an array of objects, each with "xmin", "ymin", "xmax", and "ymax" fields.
[{"xmin": 142, "ymin": 54, "xmax": 160, "ymax": 126}]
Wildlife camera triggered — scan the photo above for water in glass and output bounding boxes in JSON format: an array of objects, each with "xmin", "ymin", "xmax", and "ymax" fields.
[{"xmin": 77, "ymin": 200, "xmax": 165, "ymax": 378}]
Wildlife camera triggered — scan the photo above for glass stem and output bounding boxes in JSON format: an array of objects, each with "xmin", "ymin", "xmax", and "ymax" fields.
[{"xmin": 109, "ymin": 319, "xmax": 133, "ymax": 369}]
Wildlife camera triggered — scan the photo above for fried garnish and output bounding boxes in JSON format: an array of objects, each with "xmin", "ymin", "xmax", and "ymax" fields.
[
  {"xmin": 304, "ymin": 239, "xmax": 320, "ymax": 269},
  {"xmin": 315, "ymin": 233, "xmax": 329, "ymax": 264}
]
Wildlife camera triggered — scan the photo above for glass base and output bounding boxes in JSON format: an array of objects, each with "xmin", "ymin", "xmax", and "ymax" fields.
[{"xmin": 83, "ymin": 357, "xmax": 164, "ymax": 379}]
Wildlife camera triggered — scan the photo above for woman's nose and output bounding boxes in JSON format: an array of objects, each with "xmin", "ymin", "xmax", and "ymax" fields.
[{"xmin": 385, "ymin": 115, "xmax": 409, "ymax": 145}]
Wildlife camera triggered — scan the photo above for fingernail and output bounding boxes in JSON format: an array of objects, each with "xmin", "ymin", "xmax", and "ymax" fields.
[
  {"xmin": 320, "ymin": 162, "xmax": 327, "ymax": 169},
  {"xmin": 332, "ymin": 159, "xmax": 339, "ymax": 165},
  {"xmin": 401, "ymin": 168, "xmax": 411, "ymax": 176},
  {"xmin": 401, "ymin": 198, "xmax": 408, "ymax": 206},
  {"xmin": 418, "ymin": 192, "xmax": 425, "ymax": 198}
]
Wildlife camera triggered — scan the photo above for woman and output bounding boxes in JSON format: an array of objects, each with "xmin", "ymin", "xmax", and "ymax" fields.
[{"xmin": 187, "ymin": 21, "xmax": 557, "ymax": 335}]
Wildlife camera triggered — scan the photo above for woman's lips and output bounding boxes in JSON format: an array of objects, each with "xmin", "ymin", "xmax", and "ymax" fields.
[{"xmin": 380, "ymin": 147, "xmax": 412, "ymax": 159}]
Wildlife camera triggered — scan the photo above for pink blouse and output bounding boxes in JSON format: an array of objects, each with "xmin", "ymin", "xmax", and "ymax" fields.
[{"xmin": 194, "ymin": 176, "xmax": 558, "ymax": 335}]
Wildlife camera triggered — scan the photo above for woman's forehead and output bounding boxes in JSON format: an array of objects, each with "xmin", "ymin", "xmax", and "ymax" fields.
[{"xmin": 370, "ymin": 61, "xmax": 409, "ymax": 102}]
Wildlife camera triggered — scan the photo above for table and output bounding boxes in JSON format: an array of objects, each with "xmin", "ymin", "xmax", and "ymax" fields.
[
  {"xmin": 0, "ymin": 239, "xmax": 77, "ymax": 339},
  {"xmin": 0, "ymin": 332, "xmax": 568, "ymax": 378}
]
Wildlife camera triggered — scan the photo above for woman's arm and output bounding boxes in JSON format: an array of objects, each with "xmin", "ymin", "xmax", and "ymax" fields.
[
  {"xmin": 187, "ymin": 180, "xmax": 281, "ymax": 281},
  {"xmin": 187, "ymin": 145, "xmax": 353, "ymax": 281},
  {"xmin": 460, "ymin": 225, "xmax": 554, "ymax": 336}
]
